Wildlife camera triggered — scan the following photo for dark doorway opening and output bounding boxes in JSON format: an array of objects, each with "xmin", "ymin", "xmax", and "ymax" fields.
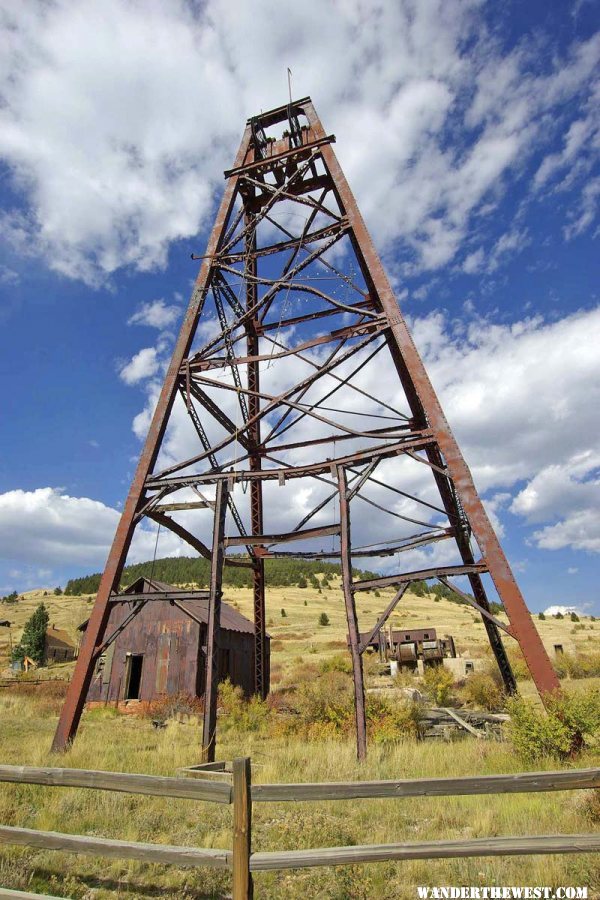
[{"xmin": 125, "ymin": 654, "xmax": 144, "ymax": 700}]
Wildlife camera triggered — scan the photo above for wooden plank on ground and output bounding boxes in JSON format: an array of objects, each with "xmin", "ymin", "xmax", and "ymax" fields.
[
  {"xmin": 441, "ymin": 707, "xmax": 483, "ymax": 738},
  {"xmin": 251, "ymin": 767, "xmax": 600, "ymax": 802},
  {"xmin": 0, "ymin": 765, "xmax": 232, "ymax": 804},
  {"xmin": 249, "ymin": 832, "xmax": 600, "ymax": 871},
  {"xmin": 0, "ymin": 890, "xmax": 68, "ymax": 900},
  {"xmin": 0, "ymin": 825, "xmax": 231, "ymax": 869}
]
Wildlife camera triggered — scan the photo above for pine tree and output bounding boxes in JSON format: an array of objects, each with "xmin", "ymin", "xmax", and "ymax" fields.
[{"xmin": 12, "ymin": 602, "xmax": 49, "ymax": 665}]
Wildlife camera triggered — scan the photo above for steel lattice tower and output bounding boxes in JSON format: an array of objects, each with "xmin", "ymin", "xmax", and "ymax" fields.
[{"xmin": 53, "ymin": 98, "xmax": 559, "ymax": 760}]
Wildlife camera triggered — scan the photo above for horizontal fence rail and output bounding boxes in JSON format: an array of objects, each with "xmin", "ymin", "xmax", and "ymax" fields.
[
  {"xmin": 1, "ymin": 760, "xmax": 599, "ymax": 899},
  {"xmin": 0, "ymin": 825, "xmax": 231, "ymax": 869},
  {"xmin": 251, "ymin": 766, "xmax": 600, "ymax": 802},
  {"xmin": 0, "ymin": 764, "xmax": 232, "ymax": 803},
  {"xmin": 249, "ymin": 833, "xmax": 600, "ymax": 871}
]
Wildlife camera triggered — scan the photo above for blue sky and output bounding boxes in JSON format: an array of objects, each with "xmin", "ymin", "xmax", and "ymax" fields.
[{"xmin": 0, "ymin": 0, "xmax": 598, "ymax": 614}]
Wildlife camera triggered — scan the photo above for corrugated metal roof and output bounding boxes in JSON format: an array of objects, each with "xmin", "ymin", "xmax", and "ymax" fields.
[{"xmin": 80, "ymin": 576, "xmax": 260, "ymax": 636}]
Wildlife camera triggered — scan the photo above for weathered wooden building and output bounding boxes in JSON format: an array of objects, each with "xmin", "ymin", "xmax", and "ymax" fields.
[
  {"xmin": 44, "ymin": 625, "xmax": 77, "ymax": 663},
  {"xmin": 80, "ymin": 577, "xmax": 268, "ymax": 705}
]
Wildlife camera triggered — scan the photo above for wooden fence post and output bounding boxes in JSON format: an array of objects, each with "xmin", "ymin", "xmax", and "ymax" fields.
[{"xmin": 232, "ymin": 757, "xmax": 253, "ymax": 899}]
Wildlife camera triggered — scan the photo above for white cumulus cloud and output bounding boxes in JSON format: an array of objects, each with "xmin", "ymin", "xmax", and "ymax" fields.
[
  {"xmin": 128, "ymin": 298, "xmax": 181, "ymax": 329},
  {"xmin": 0, "ymin": 487, "xmax": 186, "ymax": 569},
  {"xmin": 119, "ymin": 347, "xmax": 160, "ymax": 384},
  {"xmin": 0, "ymin": 1, "xmax": 598, "ymax": 284}
]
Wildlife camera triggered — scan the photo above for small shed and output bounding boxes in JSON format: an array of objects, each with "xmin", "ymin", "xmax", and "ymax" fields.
[
  {"xmin": 80, "ymin": 577, "xmax": 268, "ymax": 705},
  {"xmin": 45, "ymin": 625, "xmax": 77, "ymax": 663}
]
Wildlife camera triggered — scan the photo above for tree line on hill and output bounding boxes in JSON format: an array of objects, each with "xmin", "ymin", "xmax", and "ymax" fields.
[
  {"xmin": 65, "ymin": 557, "xmax": 378, "ymax": 594},
  {"xmin": 63, "ymin": 555, "xmax": 497, "ymax": 612}
]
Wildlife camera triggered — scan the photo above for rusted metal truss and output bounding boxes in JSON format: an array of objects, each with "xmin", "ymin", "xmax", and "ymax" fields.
[{"xmin": 52, "ymin": 97, "xmax": 560, "ymax": 760}]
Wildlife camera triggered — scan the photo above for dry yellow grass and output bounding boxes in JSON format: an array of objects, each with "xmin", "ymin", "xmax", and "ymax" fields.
[{"xmin": 0, "ymin": 686, "xmax": 598, "ymax": 899}]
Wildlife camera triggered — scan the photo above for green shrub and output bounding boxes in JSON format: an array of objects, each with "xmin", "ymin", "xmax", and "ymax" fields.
[
  {"xmin": 570, "ymin": 612, "xmax": 580, "ymax": 622},
  {"xmin": 538, "ymin": 612, "xmax": 545, "ymax": 620},
  {"xmin": 318, "ymin": 612, "xmax": 330, "ymax": 626},
  {"xmin": 218, "ymin": 679, "xmax": 271, "ymax": 733},
  {"xmin": 280, "ymin": 608, "xmax": 287, "ymax": 618},
  {"xmin": 507, "ymin": 688, "xmax": 600, "ymax": 761},
  {"xmin": 320, "ymin": 654, "xmax": 351, "ymax": 674},
  {"xmin": 366, "ymin": 694, "xmax": 423, "ymax": 744},
  {"xmin": 293, "ymin": 671, "xmax": 354, "ymax": 733},
  {"xmin": 461, "ymin": 672, "xmax": 504, "ymax": 711},
  {"xmin": 423, "ymin": 666, "xmax": 454, "ymax": 706}
]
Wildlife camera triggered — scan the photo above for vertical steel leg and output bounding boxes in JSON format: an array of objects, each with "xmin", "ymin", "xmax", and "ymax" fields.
[
  {"xmin": 244, "ymin": 213, "xmax": 268, "ymax": 699},
  {"xmin": 337, "ymin": 466, "xmax": 367, "ymax": 761},
  {"xmin": 202, "ymin": 480, "xmax": 229, "ymax": 762}
]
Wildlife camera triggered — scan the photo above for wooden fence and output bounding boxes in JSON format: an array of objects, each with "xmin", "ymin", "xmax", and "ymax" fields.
[{"xmin": 0, "ymin": 761, "xmax": 599, "ymax": 899}]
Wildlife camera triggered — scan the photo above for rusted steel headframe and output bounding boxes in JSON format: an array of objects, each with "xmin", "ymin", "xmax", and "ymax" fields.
[{"xmin": 52, "ymin": 97, "xmax": 558, "ymax": 756}]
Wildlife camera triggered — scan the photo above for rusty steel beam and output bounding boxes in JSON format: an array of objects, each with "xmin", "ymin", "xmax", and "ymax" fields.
[
  {"xmin": 358, "ymin": 585, "xmax": 409, "ymax": 654},
  {"xmin": 201, "ymin": 480, "xmax": 228, "ymax": 763},
  {"xmin": 353, "ymin": 563, "xmax": 488, "ymax": 593},
  {"xmin": 108, "ymin": 591, "xmax": 211, "ymax": 603},
  {"xmin": 147, "ymin": 509, "xmax": 212, "ymax": 561},
  {"xmin": 438, "ymin": 577, "xmax": 514, "ymax": 637},
  {"xmin": 225, "ymin": 523, "xmax": 340, "ymax": 547},
  {"xmin": 256, "ymin": 299, "xmax": 374, "ymax": 334},
  {"xmin": 153, "ymin": 500, "xmax": 213, "ymax": 512},
  {"xmin": 244, "ymin": 211, "xmax": 268, "ymax": 700},
  {"xmin": 51, "ymin": 124, "xmax": 253, "ymax": 753},
  {"xmin": 337, "ymin": 466, "xmax": 367, "ymax": 761},
  {"xmin": 224, "ymin": 134, "xmax": 335, "ymax": 178},
  {"xmin": 187, "ymin": 318, "xmax": 385, "ymax": 372},
  {"xmin": 145, "ymin": 435, "xmax": 433, "ymax": 490}
]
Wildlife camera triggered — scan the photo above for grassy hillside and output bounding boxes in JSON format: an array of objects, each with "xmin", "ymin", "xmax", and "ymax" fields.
[{"xmin": 1, "ymin": 569, "xmax": 596, "ymax": 680}]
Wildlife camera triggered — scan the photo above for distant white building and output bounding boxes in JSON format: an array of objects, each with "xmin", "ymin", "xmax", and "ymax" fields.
[{"xmin": 544, "ymin": 605, "xmax": 579, "ymax": 617}]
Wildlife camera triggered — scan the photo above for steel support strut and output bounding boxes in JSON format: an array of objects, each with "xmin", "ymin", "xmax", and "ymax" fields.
[
  {"xmin": 201, "ymin": 479, "xmax": 229, "ymax": 762},
  {"xmin": 338, "ymin": 466, "xmax": 367, "ymax": 761}
]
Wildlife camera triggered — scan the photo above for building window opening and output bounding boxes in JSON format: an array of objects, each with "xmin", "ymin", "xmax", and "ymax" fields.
[{"xmin": 126, "ymin": 654, "xmax": 144, "ymax": 700}]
